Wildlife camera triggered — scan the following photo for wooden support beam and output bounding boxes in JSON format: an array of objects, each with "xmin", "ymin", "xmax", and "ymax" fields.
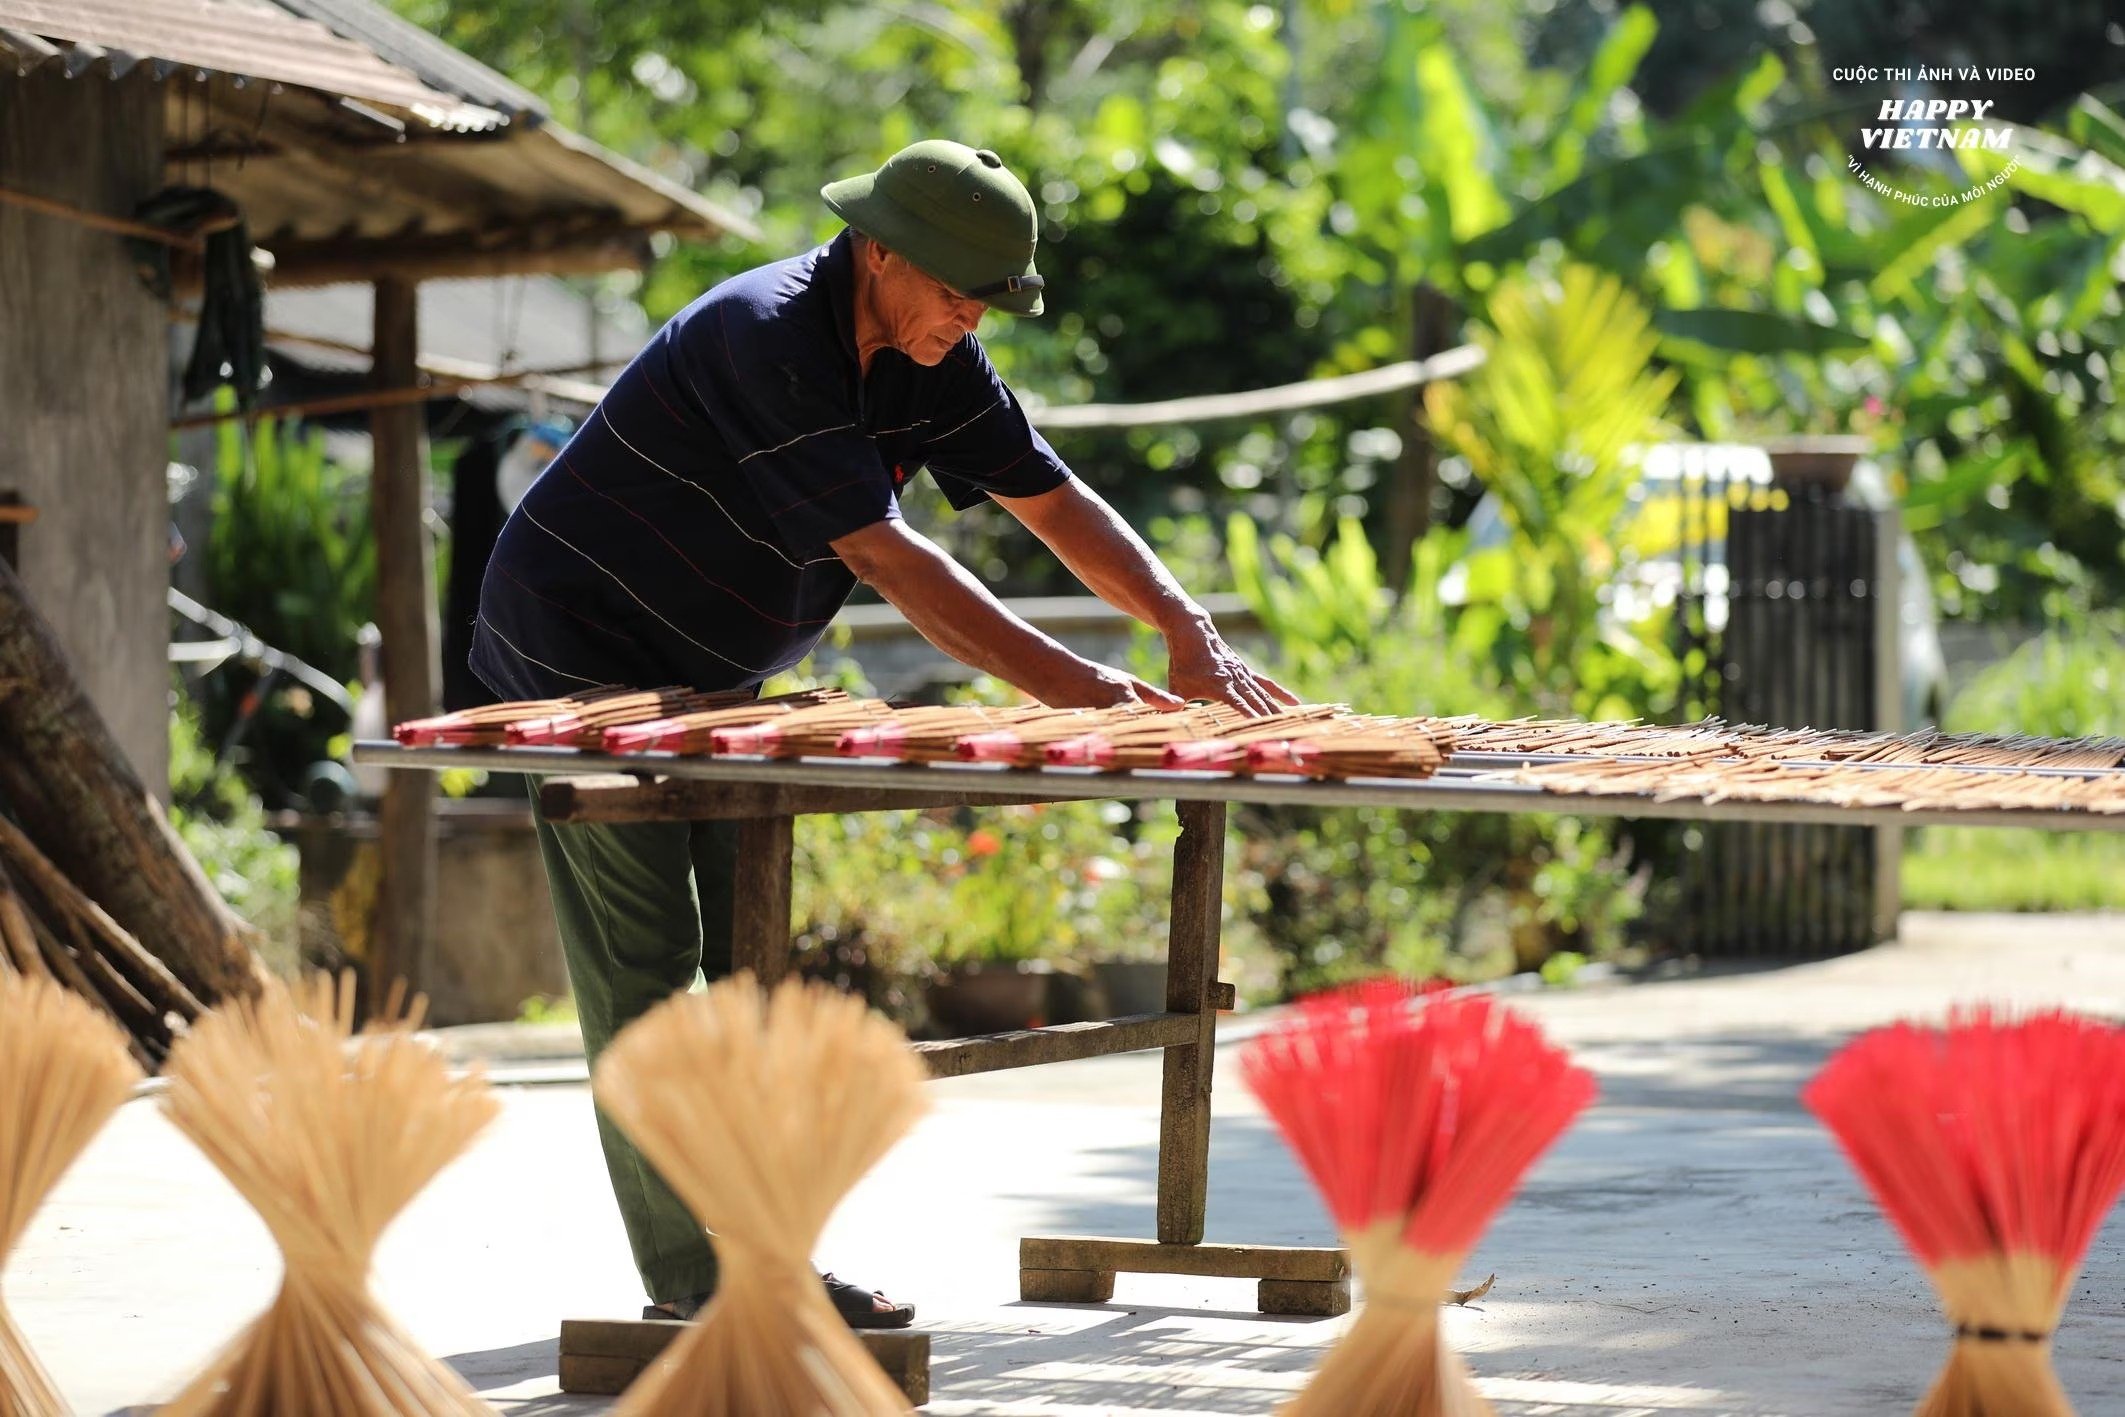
[
  {"xmin": 730, "ymin": 815, "xmax": 794, "ymax": 987},
  {"xmin": 539, "ymin": 773, "xmax": 1060, "ymax": 824},
  {"xmin": 1157, "ymin": 800, "xmax": 1225, "ymax": 1247},
  {"xmin": 368, "ymin": 276, "xmax": 438, "ymax": 1009},
  {"xmin": 913, "ymin": 1012, "xmax": 1198, "ymax": 1080},
  {"xmin": 557, "ymin": 1319, "xmax": 929, "ymax": 1403},
  {"xmin": 1019, "ymin": 1237, "xmax": 1348, "ymax": 1283},
  {"xmin": 255, "ymin": 228, "xmax": 659, "ymax": 288}
]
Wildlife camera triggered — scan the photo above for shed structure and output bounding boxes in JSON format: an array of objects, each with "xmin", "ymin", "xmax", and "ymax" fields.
[{"xmin": 0, "ymin": 0, "xmax": 750, "ymax": 999}]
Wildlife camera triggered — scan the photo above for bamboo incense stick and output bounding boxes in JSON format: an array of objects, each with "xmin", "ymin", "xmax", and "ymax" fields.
[
  {"xmin": 156, "ymin": 974, "xmax": 499, "ymax": 1416},
  {"xmin": 592, "ymin": 975, "xmax": 927, "ymax": 1416},
  {"xmin": 0, "ymin": 973, "xmax": 143, "ymax": 1417}
]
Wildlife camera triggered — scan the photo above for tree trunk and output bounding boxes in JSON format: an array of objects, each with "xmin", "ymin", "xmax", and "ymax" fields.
[
  {"xmin": 1383, "ymin": 284, "xmax": 1460, "ymax": 590},
  {"xmin": 0, "ymin": 553, "xmax": 259, "ymax": 1002}
]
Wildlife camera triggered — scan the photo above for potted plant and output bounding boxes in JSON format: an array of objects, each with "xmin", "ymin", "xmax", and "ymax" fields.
[
  {"xmin": 1079, "ymin": 818, "xmax": 1175, "ymax": 1017},
  {"xmin": 923, "ymin": 821, "xmax": 1066, "ymax": 1036}
]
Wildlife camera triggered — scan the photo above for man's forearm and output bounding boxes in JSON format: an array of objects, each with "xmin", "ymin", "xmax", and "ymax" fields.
[
  {"xmin": 831, "ymin": 519, "xmax": 1101, "ymax": 704},
  {"xmin": 999, "ymin": 479, "xmax": 1212, "ymax": 636}
]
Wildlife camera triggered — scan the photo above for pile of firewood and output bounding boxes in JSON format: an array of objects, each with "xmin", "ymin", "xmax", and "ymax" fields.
[
  {"xmin": 0, "ymin": 818, "xmax": 206, "ymax": 1070},
  {"xmin": 0, "ymin": 555, "xmax": 258, "ymax": 1069}
]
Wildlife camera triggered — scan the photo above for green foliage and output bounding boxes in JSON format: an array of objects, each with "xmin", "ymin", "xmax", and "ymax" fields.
[
  {"xmin": 208, "ymin": 418, "xmax": 374, "ymax": 680},
  {"xmin": 169, "ymin": 696, "xmax": 300, "ymax": 974},
  {"xmin": 1221, "ymin": 515, "xmax": 1644, "ymax": 993},
  {"xmin": 1943, "ymin": 624, "xmax": 2125, "ymax": 741},
  {"xmin": 1903, "ymin": 830, "xmax": 2125, "ymax": 913},
  {"xmin": 1427, "ymin": 265, "xmax": 1679, "ymax": 701},
  {"xmin": 197, "ymin": 417, "xmax": 372, "ymax": 807},
  {"xmin": 1901, "ymin": 624, "xmax": 2125, "ymax": 914},
  {"xmin": 1540, "ymin": 949, "xmax": 1588, "ymax": 987}
]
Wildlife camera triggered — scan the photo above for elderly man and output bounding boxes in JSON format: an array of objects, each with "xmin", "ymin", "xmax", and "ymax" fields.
[{"xmin": 471, "ymin": 140, "xmax": 1291, "ymax": 1326}]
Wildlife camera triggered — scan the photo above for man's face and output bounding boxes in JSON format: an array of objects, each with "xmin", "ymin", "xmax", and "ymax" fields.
[{"xmin": 864, "ymin": 242, "xmax": 987, "ymax": 365}]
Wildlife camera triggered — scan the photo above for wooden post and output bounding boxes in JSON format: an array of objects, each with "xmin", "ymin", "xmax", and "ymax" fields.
[
  {"xmin": 1382, "ymin": 284, "xmax": 1458, "ymax": 587},
  {"xmin": 1156, "ymin": 799, "xmax": 1226, "ymax": 1247},
  {"xmin": 369, "ymin": 277, "xmax": 439, "ymax": 1007},
  {"xmin": 1871, "ymin": 507, "xmax": 1904, "ymax": 945},
  {"xmin": 0, "ymin": 553, "xmax": 258, "ymax": 1002},
  {"xmin": 731, "ymin": 815, "xmax": 795, "ymax": 987}
]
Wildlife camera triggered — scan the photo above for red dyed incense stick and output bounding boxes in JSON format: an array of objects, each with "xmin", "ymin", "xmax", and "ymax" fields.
[
  {"xmin": 1804, "ymin": 1010, "xmax": 2125, "ymax": 1417},
  {"xmin": 1242, "ymin": 981, "xmax": 1595, "ymax": 1416}
]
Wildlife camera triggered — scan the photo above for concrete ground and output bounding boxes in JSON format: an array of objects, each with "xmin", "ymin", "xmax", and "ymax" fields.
[{"xmin": 13, "ymin": 910, "xmax": 2125, "ymax": 1416}]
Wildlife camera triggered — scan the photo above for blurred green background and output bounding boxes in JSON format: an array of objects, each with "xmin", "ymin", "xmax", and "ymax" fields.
[{"xmin": 178, "ymin": 0, "xmax": 2125, "ymax": 1007}]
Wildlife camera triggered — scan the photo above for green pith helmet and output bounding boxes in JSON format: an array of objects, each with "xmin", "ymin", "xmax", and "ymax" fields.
[{"xmin": 821, "ymin": 140, "xmax": 1046, "ymax": 317}]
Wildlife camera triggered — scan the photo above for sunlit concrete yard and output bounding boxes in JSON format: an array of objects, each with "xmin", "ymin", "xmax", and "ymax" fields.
[{"xmin": 15, "ymin": 910, "xmax": 2125, "ymax": 1417}]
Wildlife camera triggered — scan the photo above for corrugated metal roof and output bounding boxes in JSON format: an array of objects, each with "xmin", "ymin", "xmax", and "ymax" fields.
[
  {"xmin": 1, "ymin": 0, "xmax": 759, "ymax": 267},
  {"xmin": 0, "ymin": 0, "xmax": 501, "ymax": 128},
  {"xmin": 272, "ymin": 0, "xmax": 547, "ymax": 123}
]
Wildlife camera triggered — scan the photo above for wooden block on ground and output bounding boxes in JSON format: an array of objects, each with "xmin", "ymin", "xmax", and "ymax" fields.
[
  {"xmin": 558, "ymin": 1317, "xmax": 930, "ymax": 1404},
  {"xmin": 1020, "ymin": 1236, "xmax": 1348, "ymax": 1283},
  {"xmin": 1019, "ymin": 1267, "xmax": 1116, "ymax": 1303},
  {"xmin": 1259, "ymin": 1277, "xmax": 1352, "ymax": 1318}
]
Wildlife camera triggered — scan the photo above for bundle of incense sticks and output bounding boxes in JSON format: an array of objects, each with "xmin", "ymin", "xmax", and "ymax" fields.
[
  {"xmin": 834, "ymin": 704, "xmax": 1052, "ymax": 763},
  {"xmin": 709, "ymin": 696, "xmax": 897, "ymax": 757},
  {"xmin": 1158, "ymin": 706, "xmax": 1373, "ymax": 770},
  {"xmin": 954, "ymin": 707, "xmax": 1127, "ymax": 765},
  {"xmin": 1515, "ymin": 758, "xmax": 2125, "ymax": 817},
  {"xmin": 593, "ymin": 974, "xmax": 927, "ymax": 1416},
  {"xmin": 508, "ymin": 687, "xmax": 755, "ymax": 748},
  {"xmin": 1442, "ymin": 716, "xmax": 1740, "ymax": 759},
  {"xmin": 0, "ymin": 973, "xmax": 142, "ymax": 1417},
  {"xmin": 1243, "ymin": 982, "xmax": 1595, "ymax": 1416},
  {"xmin": 1838, "ymin": 729, "xmax": 2125, "ymax": 771},
  {"xmin": 1246, "ymin": 729, "xmax": 1451, "ymax": 780},
  {"xmin": 1804, "ymin": 1010, "xmax": 2125, "ymax": 1417},
  {"xmin": 394, "ymin": 686, "xmax": 635, "ymax": 746},
  {"xmin": 602, "ymin": 689, "xmax": 854, "ymax": 753},
  {"xmin": 1044, "ymin": 704, "xmax": 1253, "ymax": 768},
  {"xmin": 158, "ymin": 974, "xmax": 499, "ymax": 1416}
]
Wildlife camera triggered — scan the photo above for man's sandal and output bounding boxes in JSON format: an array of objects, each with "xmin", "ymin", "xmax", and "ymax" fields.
[{"xmin": 643, "ymin": 1272, "xmax": 914, "ymax": 1330}]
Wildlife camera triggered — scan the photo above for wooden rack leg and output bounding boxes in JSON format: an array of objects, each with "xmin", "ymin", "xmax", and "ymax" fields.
[
  {"xmin": 1019, "ymin": 799, "xmax": 1349, "ymax": 1316},
  {"xmin": 731, "ymin": 815, "xmax": 794, "ymax": 987},
  {"xmin": 1158, "ymin": 799, "xmax": 1224, "ymax": 1246}
]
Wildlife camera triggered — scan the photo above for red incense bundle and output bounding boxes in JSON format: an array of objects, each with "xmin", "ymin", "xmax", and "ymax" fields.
[
  {"xmin": 709, "ymin": 697, "xmax": 894, "ymax": 756},
  {"xmin": 1045, "ymin": 704, "xmax": 1246, "ymax": 769},
  {"xmin": 1247, "ymin": 729, "xmax": 1448, "ymax": 780},
  {"xmin": 1161, "ymin": 707, "xmax": 1375, "ymax": 771},
  {"xmin": 1242, "ymin": 982, "xmax": 1595, "ymax": 1416},
  {"xmin": 601, "ymin": 689, "xmax": 852, "ymax": 753},
  {"xmin": 393, "ymin": 686, "xmax": 633, "ymax": 746},
  {"xmin": 1803, "ymin": 1010, "xmax": 2125, "ymax": 1417},
  {"xmin": 835, "ymin": 705, "xmax": 1047, "ymax": 763},
  {"xmin": 509, "ymin": 687, "xmax": 750, "ymax": 747},
  {"xmin": 954, "ymin": 707, "xmax": 1127, "ymax": 765}
]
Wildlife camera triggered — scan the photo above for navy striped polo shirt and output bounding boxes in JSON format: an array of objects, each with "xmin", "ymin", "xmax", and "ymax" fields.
[{"xmin": 469, "ymin": 231, "xmax": 1072, "ymax": 701}]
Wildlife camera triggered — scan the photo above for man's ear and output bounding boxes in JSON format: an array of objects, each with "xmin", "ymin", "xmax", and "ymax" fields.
[{"xmin": 858, "ymin": 234, "xmax": 891, "ymax": 274}]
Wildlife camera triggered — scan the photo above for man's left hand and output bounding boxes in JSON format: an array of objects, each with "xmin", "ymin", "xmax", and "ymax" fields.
[{"xmin": 1167, "ymin": 626, "xmax": 1300, "ymax": 717}]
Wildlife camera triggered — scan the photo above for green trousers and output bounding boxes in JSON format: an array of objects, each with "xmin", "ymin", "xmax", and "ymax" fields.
[{"xmin": 530, "ymin": 792, "xmax": 737, "ymax": 1304}]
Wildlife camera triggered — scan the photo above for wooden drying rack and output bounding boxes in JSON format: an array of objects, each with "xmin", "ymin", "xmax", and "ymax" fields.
[{"xmin": 352, "ymin": 736, "xmax": 2125, "ymax": 1361}]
